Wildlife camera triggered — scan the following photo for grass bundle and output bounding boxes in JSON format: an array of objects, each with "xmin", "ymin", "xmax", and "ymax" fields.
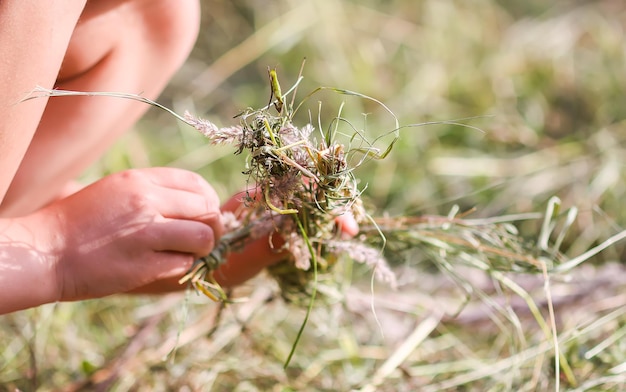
[
  {"xmin": 23, "ymin": 69, "xmax": 404, "ymax": 305},
  {"xmin": 24, "ymin": 68, "xmax": 586, "ymax": 382},
  {"xmin": 178, "ymin": 69, "xmax": 399, "ymax": 303}
]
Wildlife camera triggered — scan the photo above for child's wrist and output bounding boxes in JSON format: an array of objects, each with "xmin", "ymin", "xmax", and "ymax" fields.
[
  {"xmin": 0, "ymin": 211, "xmax": 64, "ymax": 313},
  {"xmin": 22, "ymin": 209, "xmax": 66, "ymax": 306}
]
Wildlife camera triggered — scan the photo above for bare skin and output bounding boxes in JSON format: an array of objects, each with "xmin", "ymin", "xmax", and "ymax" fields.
[{"xmin": 0, "ymin": 1, "xmax": 358, "ymax": 314}]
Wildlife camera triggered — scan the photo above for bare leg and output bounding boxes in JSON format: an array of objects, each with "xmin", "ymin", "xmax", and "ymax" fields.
[{"xmin": 0, "ymin": 0, "xmax": 200, "ymax": 216}]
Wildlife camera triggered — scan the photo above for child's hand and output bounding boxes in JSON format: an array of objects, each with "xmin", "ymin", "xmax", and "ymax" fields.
[
  {"xmin": 211, "ymin": 190, "xmax": 359, "ymax": 287},
  {"xmin": 132, "ymin": 189, "xmax": 359, "ymax": 293},
  {"xmin": 45, "ymin": 167, "xmax": 224, "ymax": 301}
]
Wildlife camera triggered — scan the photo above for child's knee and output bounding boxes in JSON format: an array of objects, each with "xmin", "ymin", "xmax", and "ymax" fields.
[
  {"xmin": 58, "ymin": 0, "xmax": 200, "ymax": 86},
  {"xmin": 138, "ymin": 0, "xmax": 201, "ymax": 74}
]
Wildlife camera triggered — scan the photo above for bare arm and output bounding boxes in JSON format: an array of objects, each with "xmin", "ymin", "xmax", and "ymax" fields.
[
  {"xmin": 0, "ymin": 1, "xmax": 213, "ymax": 314},
  {"xmin": 0, "ymin": 0, "xmax": 201, "ymax": 216},
  {"xmin": 0, "ymin": 214, "xmax": 61, "ymax": 313},
  {"xmin": 0, "ymin": 1, "xmax": 87, "ymax": 313},
  {"xmin": 0, "ymin": 1, "xmax": 87, "ymax": 203},
  {"xmin": 0, "ymin": 168, "xmax": 224, "ymax": 314},
  {"xmin": 0, "ymin": 1, "xmax": 353, "ymax": 313}
]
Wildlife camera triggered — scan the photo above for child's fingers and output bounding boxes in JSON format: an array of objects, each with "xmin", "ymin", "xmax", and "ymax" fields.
[
  {"xmin": 141, "ymin": 167, "xmax": 220, "ymax": 201},
  {"xmin": 149, "ymin": 218, "xmax": 218, "ymax": 258},
  {"xmin": 213, "ymin": 234, "xmax": 287, "ymax": 288},
  {"xmin": 143, "ymin": 251, "xmax": 195, "ymax": 282},
  {"xmin": 335, "ymin": 212, "xmax": 359, "ymax": 238},
  {"xmin": 221, "ymin": 187, "xmax": 259, "ymax": 215},
  {"xmin": 150, "ymin": 189, "xmax": 224, "ymax": 239},
  {"xmin": 125, "ymin": 252, "xmax": 195, "ymax": 294}
]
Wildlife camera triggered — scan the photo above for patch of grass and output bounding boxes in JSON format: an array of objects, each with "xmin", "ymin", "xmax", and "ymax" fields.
[{"xmin": 3, "ymin": 0, "xmax": 626, "ymax": 390}]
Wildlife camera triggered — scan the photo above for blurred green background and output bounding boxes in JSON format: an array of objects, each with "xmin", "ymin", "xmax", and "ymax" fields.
[
  {"xmin": 121, "ymin": 0, "xmax": 626, "ymax": 259},
  {"xmin": 4, "ymin": 0, "xmax": 626, "ymax": 390}
]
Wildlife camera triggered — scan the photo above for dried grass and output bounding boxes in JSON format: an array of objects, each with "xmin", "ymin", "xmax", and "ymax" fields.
[{"xmin": 3, "ymin": 1, "xmax": 626, "ymax": 391}]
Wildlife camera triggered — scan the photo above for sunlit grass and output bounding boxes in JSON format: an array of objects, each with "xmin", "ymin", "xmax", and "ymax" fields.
[{"xmin": 3, "ymin": 0, "xmax": 626, "ymax": 390}]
